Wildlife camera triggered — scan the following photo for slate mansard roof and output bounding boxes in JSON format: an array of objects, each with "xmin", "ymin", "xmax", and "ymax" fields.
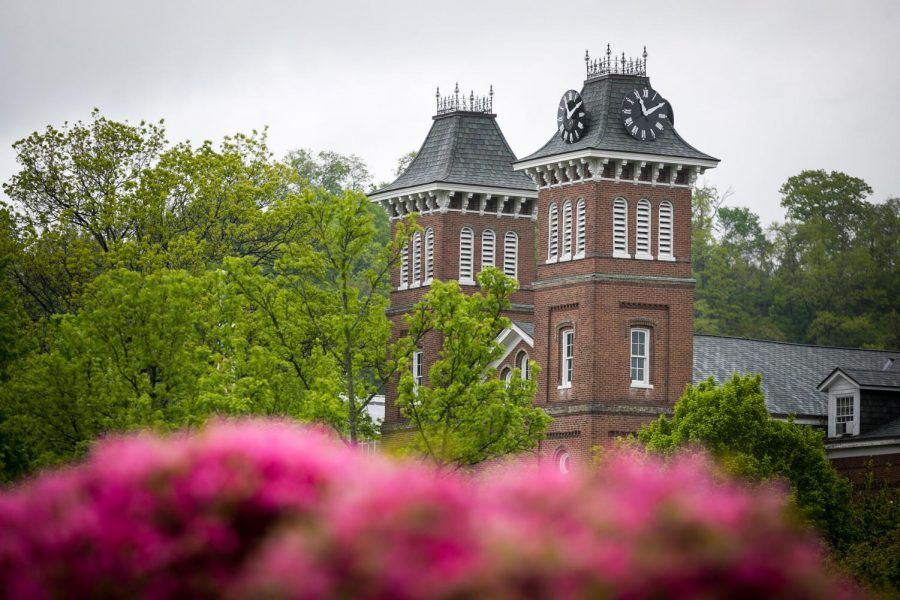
[
  {"xmin": 518, "ymin": 74, "xmax": 718, "ymax": 166},
  {"xmin": 374, "ymin": 111, "xmax": 536, "ymax": 196},
  {"xmin": 693, "ymin": 335, "xmax": 899, "ymax": 418}
]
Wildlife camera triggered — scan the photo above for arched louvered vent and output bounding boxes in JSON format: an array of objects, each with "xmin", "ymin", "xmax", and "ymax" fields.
[
  {"xmin": 399, "ymin": 241, "xmax": 409, "ymax": 289},
  {"xmin": 424, "ymin": 227, "xmax": 434, "ymax": 282},
  {"xmin": 658, "ymin": 201, "xmax": 674, "ymax": 260},
  {"xmin": 481, "ymin": 229, "xmax": 495, "ymax": 271},
  {"xmin": 548, "ymin": 202, "xmax": 558, "ymax": 262},
  {"xmin": 459, "ymin": 226, "xmax": 474, "ymax": 284},
  {"xmin": 575, "ymin": 198, "xmax": 586, "ymax": 258},
  {"xmin": 504, "ymin": 231, "xmax": 518, "ymax": 279},
  {"xmin": 636, "ymin": 199, "xmax": 652, "ymax": 259},
  {"xmin": 613, "ymin": 198, "xmax": 628, "ymax": 257},
  {"xmin": 411, "ymin": 231, "xmax": 421, "ymax": 286},
  {"xmin": 561, "ymin": 200, "xmax": 573, "ymax": 259}
]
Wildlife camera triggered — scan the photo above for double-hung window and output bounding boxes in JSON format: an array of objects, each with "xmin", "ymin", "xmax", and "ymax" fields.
[
  {"xmin": 560, "ymin": 328, "xmax": 574, "ymax": 388},
  {"xmin": 630, "ymin": 328, "xmax": 650, "ymax": 387},
  {"xmin": 412, "ymin": 349, "xmax": 424, "ymax": 388},
  {"xmin": 835, "ymin": 396, "xmax": 854, "ymax": 435}
]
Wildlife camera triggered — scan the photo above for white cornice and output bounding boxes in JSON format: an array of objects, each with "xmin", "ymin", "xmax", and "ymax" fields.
[
  {"xmin": 369, "ymin": 182, "xmax": 537, "ymax": 203},
  {"xmin": 825, "ymin": 437, "xmax": 900, "ymax": 459},
  {"xmin": 513, "ymin": 148, "xmax": 719, "ymax": 172}
]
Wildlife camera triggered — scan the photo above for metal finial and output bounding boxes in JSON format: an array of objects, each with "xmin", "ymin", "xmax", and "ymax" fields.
[
  {"xmin": 643, "ymin": 45, "xmax": 648, "ymax": 60},
  {"xmin": 606, "ymin": 43, "xmax": 611, "ymax": 58},
  {"xmin": 436, "ymin": 86, "xmax": 440, "ymax": 99},
  {"xmin": 489, "ymin": 84, "xmax": 493, "ymax": 98},
  {"xmin": 454, "ymin": 82, "xmax": 459, "ymax": 94},
  {"xmin": 585, "ymin": 49, "xmax": 590, "ymax": 63}
]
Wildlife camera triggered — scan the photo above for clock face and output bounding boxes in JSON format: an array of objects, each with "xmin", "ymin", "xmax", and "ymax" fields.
[
  {"xmin": 621, "ymin": 86, "xmax": 672, "ymax": 141},
  {"xmin": 557, "ymin": 90, "xmax": 588, "ymax": 143}
]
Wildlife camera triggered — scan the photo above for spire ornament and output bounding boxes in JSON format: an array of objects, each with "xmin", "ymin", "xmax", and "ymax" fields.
[
  {"xmin": 435, "ymin": 84, "xmax": 494, "ymax": 115},
  {"xmin": 585, "ymin": 45, "xmax": 648, "ymax": 79}
]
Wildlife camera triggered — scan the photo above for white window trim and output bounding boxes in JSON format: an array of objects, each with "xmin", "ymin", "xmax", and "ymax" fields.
[
  {"xmin": 517, "ymin": 351, "xmax": 530, "ymax": 380},
  {"xmin": 630, "ymin": 328, "xmax": 652, "ymax": 388},
  {"xmin": 559, "ymin": 328, "xmax": 574, "ymax": 389},
  {"xmin": 481, "ymin": 228, "xmax": 496, "ymax": 272},
  {"xmin": 828, "ymin": 388, "xmax": 860, "ymax": 437},
  {"xmin": 412, "ymin": 349, "xmax": 424, "ymax": 388},
  {"xmin": 399, "ymin": 241, "xmax": 409, "ymax": 290},
  {"xmin": 411, "ymin": 231, "xmax": 422, "ymax": 288}
]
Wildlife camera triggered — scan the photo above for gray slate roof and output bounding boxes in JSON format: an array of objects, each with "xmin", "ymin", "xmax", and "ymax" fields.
[
  {"xmin": 514, "ymin": 321, "xmax": 534, "ymax": 339},
  {"xmin": 519, "ymin": 74, "xmax": 718, "ymax": 164},
  {"xmin": 374, "ymin": 112, "xmax": 536, "ymax": 195},
  {"xmin": 859, "ymin": 416, "xmax": 900, "ymax": 439},
  {"xmin": 829, "ymin": 367, "xmax": 900, "ymax": 390},
  {"xmin": 693, "ymin": 335, "xmax": 899, "ymax": 418}
]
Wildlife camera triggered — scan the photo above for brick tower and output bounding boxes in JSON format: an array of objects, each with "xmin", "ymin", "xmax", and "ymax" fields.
[
  {"xmin": 369, "ymin": 85, "xmax": 538, "ymax": 446},
  {"xmin": 512, "ymin": 47, "xmax": 718, "ymax": 468}
]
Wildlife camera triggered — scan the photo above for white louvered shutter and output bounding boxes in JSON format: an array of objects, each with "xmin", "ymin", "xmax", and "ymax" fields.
[
  {"xmin": 613, "ymin": 198, "xmax": 628, "ymax": 256},
  {"xmin": 459, "ymin": 227, "xmax": 474, "ymax": 283},
  {"xmin": 575, "ymin": 198, "xmax": 586, "ymax": 257},
  {"xmin": 481, "ymin": 229, "xmax": 495, "ymax": 270},
  {"xmin": 504, "ymin": 231, "xmax": 518, "ymax": 279}
]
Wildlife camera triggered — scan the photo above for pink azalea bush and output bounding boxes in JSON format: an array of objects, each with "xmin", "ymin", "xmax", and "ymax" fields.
[{"xmin": 0, "ymin": 420, "xmax": 862, "ymax": 599}]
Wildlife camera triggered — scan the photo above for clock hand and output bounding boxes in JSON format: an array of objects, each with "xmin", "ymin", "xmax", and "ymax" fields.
[
  {"xmin": 566, "ymin": 100, "xmax": 583, "ymax": 119},
  {"xmin": 637, "ymin": 96, "xmax": 649, "ymax": 116},
  {"xmin": 645, "ymin": 101, "xmax": 667, "ymax": 116}
]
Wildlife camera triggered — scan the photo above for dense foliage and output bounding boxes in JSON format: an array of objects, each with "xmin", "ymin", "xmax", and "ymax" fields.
[
  {"xmin": 0, "ymin": 421, "xmax": 862, "ymax": 599},
  {"xmin": 692, "ymin": 173, "xmax": 898, "ymax": 348},
  {"xmin": 0, "ymin": 112, "xmax": 402, "ymax": 479},
  {"xmin": 639, "ymin": 374, "xmax": 854, "ymax": 547},
  {"xmin": 395, "ymin": 269, "xmax": 550, "ymax": 469}
]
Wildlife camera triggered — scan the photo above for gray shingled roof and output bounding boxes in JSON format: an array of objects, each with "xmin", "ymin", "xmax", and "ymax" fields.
[
  {"xmin": 514, "ymin": 321, "xmax": 534, "ymax": 339},
  {"xmin": 693, "ymin": 335, "xmax": 899, "ymax": 418},
  {"xmin": 859, "ymin": 416, "xmax": 900, "ymax": 439},
  {"xmin": 829, "ymin": 367, "xmax": 900, "ymax": 390},
  {"xmin": 374, "ymin": 112, "xmax": 536, "ymax": 195},
  {"xmin": 519, "ymin": 74, "xmax": 718, "ymax": 164}
]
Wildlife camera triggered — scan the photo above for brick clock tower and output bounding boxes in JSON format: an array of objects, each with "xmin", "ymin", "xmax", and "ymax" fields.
[
  {"xmin": 512, "ymin": 47, "xmax": 717, "ymax": 467},
  {"xmin": 371, "ymin": 48, "xmax": 718, "ymax": 465}
]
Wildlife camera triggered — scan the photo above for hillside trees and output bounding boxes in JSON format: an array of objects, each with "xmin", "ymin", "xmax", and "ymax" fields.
[{"xmin": 691, "ymin": 172, "xmax": 898, "ymax": 348}]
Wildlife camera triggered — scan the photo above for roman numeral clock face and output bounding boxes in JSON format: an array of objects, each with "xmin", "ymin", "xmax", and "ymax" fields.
[
  {"xmin": 621, "ymin": 86, "xmax": 674, "ymax": 141},
  {"xmin": 557, "ymin": 89, "xmax": 588, "ymax": 143}
]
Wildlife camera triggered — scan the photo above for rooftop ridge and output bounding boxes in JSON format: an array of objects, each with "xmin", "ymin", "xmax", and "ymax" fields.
[
  {"xmin": 585, "ymin": 44, "xmax": 648, "ymax": 80},
  {"xmin": 436, "ymin": 83, "xmax": 493, "ymax": 116},
  {"xmin": 694, "ymin": 333, "xmax": 899, "ymax": 354}
]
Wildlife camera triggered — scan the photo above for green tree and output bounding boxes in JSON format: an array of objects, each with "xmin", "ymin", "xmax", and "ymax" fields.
[
  {"xmin": 638, "ymin": 374, "xmax": 853, "ymax": 548},
  {"xmin": 226, "ymin": 187, "xmax": 408, "ymax": 442},
  {"xmin": 395, "ymin": 269, "xmax": 550, "ymax": 469}
]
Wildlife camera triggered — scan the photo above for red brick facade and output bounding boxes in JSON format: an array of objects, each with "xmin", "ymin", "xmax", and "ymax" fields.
[{"xmin": 531, "ymin": 179, "xmax": 694, "ymax": 461}]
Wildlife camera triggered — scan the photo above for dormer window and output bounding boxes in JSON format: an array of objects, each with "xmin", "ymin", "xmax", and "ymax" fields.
[{"xmin": 835, "ymin": 396, "xmax": 855, "ymax": 435}]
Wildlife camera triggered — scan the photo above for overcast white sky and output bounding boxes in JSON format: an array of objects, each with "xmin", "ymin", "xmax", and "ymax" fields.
[{"xmin": 1, "ymin": 0, "xmax": 898, "ymax": 225}]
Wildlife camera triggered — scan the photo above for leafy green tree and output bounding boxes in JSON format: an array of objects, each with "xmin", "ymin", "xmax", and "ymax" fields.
[
  {"xmin": 395, "ymin": 269, "xmax": 550, "ymax": 470},
  {"xmin": 638, "ymin": 374, "xmax": 853, "ymax": 548},
  {"xmin": 226, "ymin": 187, "xmax": 408, "ymax": 442},
  {"xmin": 285, "ymin": 149, "xmax": 372, "ymax": 195}
]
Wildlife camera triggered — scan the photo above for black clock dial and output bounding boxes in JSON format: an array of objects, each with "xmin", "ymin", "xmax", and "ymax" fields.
[
  {"xmin": 557, "ymin": 89, "xmax": 588, "ymax": 143},
  {"xmin": 621, "ymin": 86, "xmax": 672, "ymax": 141}
]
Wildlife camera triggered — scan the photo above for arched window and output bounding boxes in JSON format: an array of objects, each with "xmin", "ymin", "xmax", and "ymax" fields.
[
  {"xmin": 424, "ymin": 227, "xmax": 434, "ymax": 282},
  {"xmin": 501, "ymin": 367, "xmax": 512, "ymax": 385},
  {"xmin": 517, "ymin": 351, "xmax": 530, "ymax": 380},
  {"xmin": 575, "ymin": 198, "xmax": 586, "ymax": 258},
  {"xmin": 503, "ymin": 232, "xmax": 518, "ymax": 279},
  {"xmin": 613, "ymin": 198, "xmax": 628, "ymax": 258},
  {"xmin": 481, "ymin": 229, "xmax": 495, "ymax": 271},
  {"xmin": 548, "ymin": 202, "xmax": 558, "ymax": 262},
  {"xmin": 658, "ymin": 201, "xmax": 674, "ymax": 260},
  {"xmin": 411, "ymin": 231, "xmax": 421, "ymax": 287},
  {"xmin": 399, "ymin": 241, "xmax": 409, "ymax": 289},
  {"xmin": 560, "ymin": 327, "xmax": 574, "ymax": 388},
  {"xmin": 412, "ymin": 349, "xmax": 424, "ymax": 388},
  {"xmin": 555, "ymin": 447, "xmax": 571, "ymax": 474},
  {"xmin": 561, "ymin": 200, "xmax": 573, "ymax": 259},
  {"xmin": 459, "ymin": 227, "xmax": 474, "ymax": 284},
  {"xmin": 636, "ymin": 199, "xmax": 652, "ymax": 259}
]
